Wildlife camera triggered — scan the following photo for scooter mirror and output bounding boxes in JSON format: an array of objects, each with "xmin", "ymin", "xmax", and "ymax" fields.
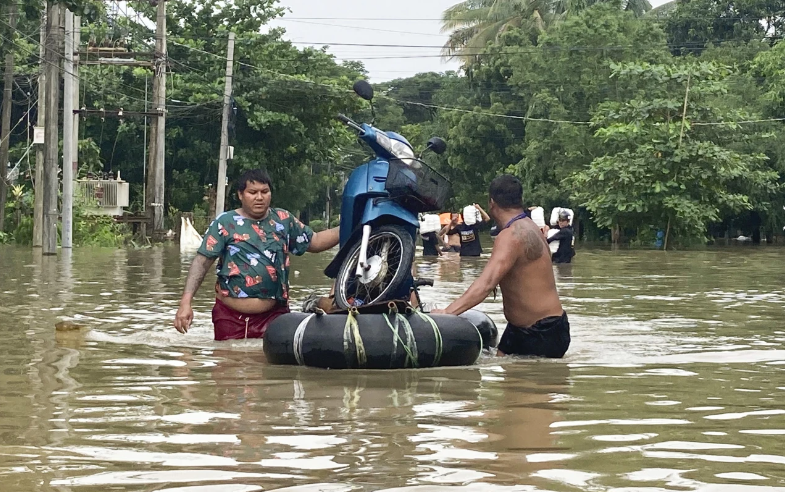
[
  {"xmin": 426, "ymin": 137, "xmax": 447, "ymax": 155},
  {"xmin": 353, "ymin": 80, "xmax": 374, "ymax": 101}
]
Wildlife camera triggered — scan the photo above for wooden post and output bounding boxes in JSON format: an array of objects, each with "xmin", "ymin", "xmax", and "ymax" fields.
[
  {"xmin": 152, "ymin": 0, "xmax": 167, "ymax": 234},
  {"xmin": 42, "ymin": 1, "xmax": 61, "ymax": 255},
  {"xmin": 0, "ymin": 3, "xmax": 17, "ymax": 233},
  {"xmin": 215, "ymin": 32, "xmax": 235, "ymax": 219}
]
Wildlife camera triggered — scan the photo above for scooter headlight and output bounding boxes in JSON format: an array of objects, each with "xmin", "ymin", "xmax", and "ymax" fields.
[
  {"xmin": 375, "ymin": 130, "xmax": 419, "ymax": 167},
  {"xmin": 391, "ymin": 140, "xmax": 415, "ymax": 160},
  {"xmin": 375, "ymin": 131, "xmax": 392, "ymax": 152},
  {"xmin": 391, "ymin": 140, "xmax": 420, "ymax": 168}
]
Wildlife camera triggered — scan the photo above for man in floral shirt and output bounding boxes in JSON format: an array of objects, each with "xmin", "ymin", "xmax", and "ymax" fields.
[{"xmin": 173, "ymin": 169, "xmax": 340, "ymax": 340}]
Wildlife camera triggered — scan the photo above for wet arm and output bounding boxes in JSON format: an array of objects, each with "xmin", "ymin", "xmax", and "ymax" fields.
[
  {"xmin": 547, "ymin": 229, "xmax": 566, "ymax": 243},
  {"xmin": 441, "ymin": 234, "xmax": 517, "ymax": 315},
  {"xmin": 180, "ymin": 254, "xmax": 216, "ymax": 303},
  {"xmin": 308, "ymin": 227, "xmax": 340, "ymax": 253},
  {"xmin": 475, "ymin": 204, "xmax": 491, "ymax": 222},
  {"xmin": 436, "ymin": 233, "xmax": 447, "ymax": 248}
]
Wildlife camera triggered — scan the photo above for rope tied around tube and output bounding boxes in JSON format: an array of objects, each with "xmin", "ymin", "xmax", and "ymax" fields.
[
  {"xmin": 383, "ymin": 302, "xmax": 419, "ymax": 368},
  {"xmin": 415, "ymin": 311, "xmax": 443, "ymax": 367},
  {"xmin": 343, "ymin": 306, "xmax": 367, "ymax": 368}
]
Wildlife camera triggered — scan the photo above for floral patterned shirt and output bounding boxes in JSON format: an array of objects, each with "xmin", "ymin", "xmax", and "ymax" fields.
[{"xmin": 197, "ymin": 208, "xmax": 314, "ymax": 303}]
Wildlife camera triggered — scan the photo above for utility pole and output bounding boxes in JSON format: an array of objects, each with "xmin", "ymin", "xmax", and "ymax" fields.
[
  {"xmin": 146, "ymin": 0, "xmax": 167, "ymax": 235},
  {"xmin": 72, "ymin": 15, "xmax": 80, "ymax": 190},
  {"xmin": 215, "ymin": 31, "xmax": 235, "ymax": 219},
  {"xmin": 33, "ymin": 7, "xmax": 46, "ymax": 248},
  {"xmin": 62, "ymin": 9, "xmax": 74, "ymax": 248},
  {"xmin": 42, "ymin": 1, "xmax": 61, "ymax": 255},
  {"xmin": 0, "ymin": 3, "xmax": 18, "ymax": 233}
]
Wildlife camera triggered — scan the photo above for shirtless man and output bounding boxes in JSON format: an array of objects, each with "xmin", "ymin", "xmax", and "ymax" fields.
[{"xmin": 432, "ymin": 174, "xmax": 570, "ymax": 358}]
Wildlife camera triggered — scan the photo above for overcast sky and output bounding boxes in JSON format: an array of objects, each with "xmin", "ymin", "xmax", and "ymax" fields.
[{"xmin": 269, "ymin": 0, "xmax": 670, "ymax": 82}]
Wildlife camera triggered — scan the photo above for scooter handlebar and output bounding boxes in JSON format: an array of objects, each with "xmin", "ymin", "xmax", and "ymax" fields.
[
  {"xmin": 413, "ymin": 278, "xmax": 434, "ymax": 288},
  {"xmin": 337, "ymin": 113, "xmax": 364, "ymax": 133}
]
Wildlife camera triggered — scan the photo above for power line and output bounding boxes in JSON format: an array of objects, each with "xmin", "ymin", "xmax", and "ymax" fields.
[
  {"xmin": 171, "ymin": 39, "xmax": 785, "ymax": 127},
  {"xmin": 278, "ymin": 14, "xmax": 785, "ymax": 21},
  {"xmin": 0, "ymin": 16, "xmax": 214, "ymax": 109},
  {"xmin": 278, "ymin": 19, "xmax": 445, "ymax": 37},
  {"xmin": 283, "ymin": 17, "xmax": 446, "ymax": 21},
  {"xmin": 0, "ymin": 99, "xmax": 38, "ymax": 149},
  {"xmin": 0, "ymin": 18, "xmax": 154, "ymax": 105}
]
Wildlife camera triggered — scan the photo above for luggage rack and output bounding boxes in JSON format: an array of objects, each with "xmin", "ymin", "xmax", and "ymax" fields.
[{"xmin": 385, "ymin": 158, "xmax": 451, "ymax": 213}]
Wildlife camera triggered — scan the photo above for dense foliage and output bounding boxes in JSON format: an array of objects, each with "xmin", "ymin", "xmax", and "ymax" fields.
[{"xmin": 1, "ymin": 0, "xmax": 784, "ymax": 248}]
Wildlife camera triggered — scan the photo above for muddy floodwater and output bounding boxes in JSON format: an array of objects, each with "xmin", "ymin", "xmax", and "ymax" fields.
[{"xmin": 1, "ymin": 243, "xmax": 784, "ymax": 492}]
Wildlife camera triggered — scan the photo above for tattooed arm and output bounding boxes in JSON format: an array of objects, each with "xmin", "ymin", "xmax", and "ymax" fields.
[
  {"xmin": 174, "ymin": 254, "xmax": 216, "ymax": 334},
  {"xmin": 433, "ymin": 229, "xmax": 519, "ymax": 316}
]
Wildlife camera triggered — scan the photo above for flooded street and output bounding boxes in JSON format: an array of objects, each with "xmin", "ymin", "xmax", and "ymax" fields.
[{"xmin": 1, "ymin": 243, "xmax": 784, "ymax": 491}]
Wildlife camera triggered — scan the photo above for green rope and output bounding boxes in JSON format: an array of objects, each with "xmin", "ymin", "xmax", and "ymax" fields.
[
  {"xmin": 415, "ymin": 311, "xmax": 443, "ymax": 367},
  {"xmin": 343, "ymin": 308, "xmax": 367, "ymax": 368},
  {"xmin": 396, "ymin": 313, "xmax": 419, "ymax": 368},
  {"xmin": 383, "ymin": 305, "xmax": 418, "ymax": 368}
]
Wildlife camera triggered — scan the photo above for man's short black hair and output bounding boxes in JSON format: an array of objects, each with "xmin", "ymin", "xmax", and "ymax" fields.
[
  {"xmin": 237, "ymin": 169, "xmax": 272, "ymax": 193},
  {"xmin": 489, "ymin": 174, "xmax": 523, "ymax": 209}
]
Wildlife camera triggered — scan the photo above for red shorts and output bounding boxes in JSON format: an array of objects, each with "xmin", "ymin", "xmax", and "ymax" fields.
[{"xmin": 211, "ymin": 299, "xmax": 289, "ymax": 341}]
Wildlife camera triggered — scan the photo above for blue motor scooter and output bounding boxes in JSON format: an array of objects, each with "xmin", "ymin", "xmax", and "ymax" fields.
[{"xmin": 324, "ymin": 80, "xmax": 450, "ymax": 309}]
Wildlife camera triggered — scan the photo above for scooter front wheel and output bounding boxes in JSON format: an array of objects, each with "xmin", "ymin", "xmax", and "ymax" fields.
[{"xmin": 335, "ymin": 224, "xmax": 415, "ymax": 310}]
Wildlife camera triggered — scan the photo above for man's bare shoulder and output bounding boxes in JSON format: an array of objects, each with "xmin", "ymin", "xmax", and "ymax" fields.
[{"xmin": 498, "ymin": 219, "xmax": 546, "ymax": 262}]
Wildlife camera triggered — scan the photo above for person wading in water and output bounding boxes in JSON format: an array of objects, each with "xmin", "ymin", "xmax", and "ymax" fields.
[
  {"xmin": 432, "ymin": 174, "xmax": 570, "ymax": 358},
  {"xmin": 173, "ymin": 169, "xmax": 340, "ymax": 340}
]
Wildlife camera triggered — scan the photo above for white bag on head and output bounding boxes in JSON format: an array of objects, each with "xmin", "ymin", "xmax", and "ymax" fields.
[
  {"xmin": 530, "ymin": 207, "xmax": 546, "ymax": 228},
  {"xmin": 550, "ymin": 207, "xmax": 574, "ymax": 226},
  {"xmin": 463, "ymin": 205, "xmax": 480, "ymax": 226},
  {"xmin": 419, "ymin": 214, "xmax": 441, "ymax": 234}
]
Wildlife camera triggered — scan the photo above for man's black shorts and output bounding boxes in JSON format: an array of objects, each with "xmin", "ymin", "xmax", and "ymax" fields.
[{"xmin": 497, "ymin": 311, "xmax": 570, "ymax": 358}]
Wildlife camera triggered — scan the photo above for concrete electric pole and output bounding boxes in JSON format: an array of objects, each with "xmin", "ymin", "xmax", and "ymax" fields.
[{"xmin": 62, "ymin": 9, "xmax": 74, "ymax": 248}]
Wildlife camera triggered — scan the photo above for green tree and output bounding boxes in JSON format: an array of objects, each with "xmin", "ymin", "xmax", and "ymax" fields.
[
  {"xmin": 664, "ymin": 0, "xmax": 785, "ymax": 54},
  {"xmin": 572, "ymin": 61, "xmax": 779, "ymax": 247},
  {"xmin": 441, "ymin": 0, "xmax": 651, "ymax": 60},
  {"xmin": 507, "ymin": 4, "xmax": 669, "ymax": 209}
]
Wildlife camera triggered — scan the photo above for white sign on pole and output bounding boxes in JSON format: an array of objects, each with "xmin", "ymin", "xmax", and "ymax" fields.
[
  {"xmin": 33, "ymin": 127, "xmax": 45, "ymax": 144},
  {"xmin": 227, "ymin": 146, "xmax": 234, "ymax": 160}
]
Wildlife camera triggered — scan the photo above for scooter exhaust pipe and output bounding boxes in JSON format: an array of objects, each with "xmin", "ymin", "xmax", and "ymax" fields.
[{"xmin": 356, "ymin": 225, "xmax": 372, "ymax": 277}]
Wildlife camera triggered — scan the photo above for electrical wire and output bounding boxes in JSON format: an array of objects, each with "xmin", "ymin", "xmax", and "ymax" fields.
[
  {"xmin": 0, "ymin": 16, "xmax": 214, "ymax": 108},
  {"xmin": 0, "ymin": 99, "xmax": 38, "ymax": 148},
  {"xmin": 277, "ymin": 19, "xmax": 445, "ymax": 37},
  {"xmin": 173, "ymin": 37, "xmax": 785, "ymax": 127}
]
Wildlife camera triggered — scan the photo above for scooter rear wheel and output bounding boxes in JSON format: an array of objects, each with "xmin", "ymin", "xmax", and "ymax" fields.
[{"xmin": 335, "ymin": 225, "xmax": 415, "ymax": 310}]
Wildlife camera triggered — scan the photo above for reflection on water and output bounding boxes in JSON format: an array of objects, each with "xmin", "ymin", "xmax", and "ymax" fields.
[{"xmin": 0, "ymin": 244, "xmax": 784, "ymax": 491}]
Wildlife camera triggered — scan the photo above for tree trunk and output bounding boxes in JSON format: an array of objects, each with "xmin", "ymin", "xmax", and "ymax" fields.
[
  {"xmin": 664, "ymin": 216, "xmax": 672, "ymax": 251},
  {"xmin": 0, "ymin": 3, "xmax": 18, "ymax": 233},
  {"xmin": 750, "ymin": 211, "xmax": 761, "ymax": 244}
]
